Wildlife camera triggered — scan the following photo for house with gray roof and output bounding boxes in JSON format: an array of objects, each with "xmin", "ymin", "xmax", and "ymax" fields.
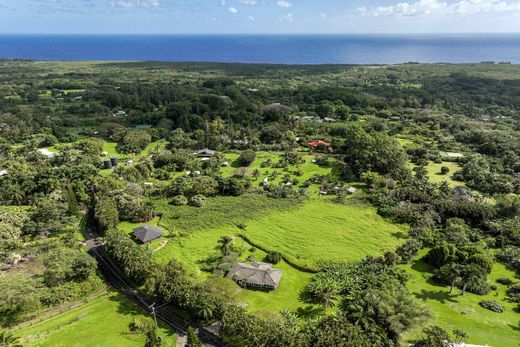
[
  {"xmin": 133, "ymin": 224, "xmax": 163, "ymax": 243},
  {"xmin": 227, "ymin": 261, "xmax": 282, "ymax": 290},
  {"xmin": 197, "ymin": 148, "xmax": 215, "ymax": 158}
]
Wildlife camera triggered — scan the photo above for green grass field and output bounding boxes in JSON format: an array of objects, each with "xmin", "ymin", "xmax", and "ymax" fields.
[
  {"xmin": 404, "ymin": 251, "xmax": 520, "ymax": 347},
  {"xmin": 15, "ymin": 291, "xmax": 176, "ymax": 347},
  {"xmin": 426, "ymin": 161, "xmax": 464, "ymax": 187},
  {"xmin": 241, "ymin": 197, "xmax": 407, "ymax": 270},
  {"xmin": 152, "ymin": 227, "xmax": 316, "ymax": 314}
]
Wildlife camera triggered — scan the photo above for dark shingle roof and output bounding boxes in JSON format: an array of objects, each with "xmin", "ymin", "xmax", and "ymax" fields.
[
  {"xmin": 227, "ymin": 261, "xmax": 282, "ymax": 288},
  {"xmin": 133, "ymin": 224, "xmax": 163, "ymax": 243}
]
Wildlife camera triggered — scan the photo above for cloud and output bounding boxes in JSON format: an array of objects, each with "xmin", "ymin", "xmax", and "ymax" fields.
[
  {"xmin": 277, "ymin": 0, "xmax": 291, "ymax": 8},
  {"xmin": 359, "ymin": 0, "xmax": 520, "ymax": 17},
  {"xmin": 238, "ymin": 0, "xmax": 257, "ymax": 4},
  {"xmin": 247, "ymin": 15, "xmax": 256, "ymax": 21},
  {"xmin": 113, "ymin": 0, "xmax": 160, "ymax": 9},
  {"xmin": 228, "ymin": 6, "xmax": 238, "ymax": 13},
  {"xmin": 279, "ymin": 12, "xmax": 294, "ymax": 21}
]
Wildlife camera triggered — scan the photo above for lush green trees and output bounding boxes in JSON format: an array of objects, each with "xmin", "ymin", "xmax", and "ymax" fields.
[
  {"xmin": 117, "ymin": 129, "xmax": 152, "ymax": 154},
  {"xmin": 340, "ymin": 125, "xmax": 408, "ymax": 178},
  {"xmin": 186, "ymin": 327, "xmax": 202, "ymax": 347},
  {"xmin": 238, "ymin": 150, "xmax": 256, "ymax": 166}
]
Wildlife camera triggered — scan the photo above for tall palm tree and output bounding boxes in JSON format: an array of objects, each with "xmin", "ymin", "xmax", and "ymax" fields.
[
  {"xmin": 218, "ymin": 235, "xmax": 234, "ymax": 256},
  {"xmin": 0, "ymin": 330, "xmax": 21, "ymax": 347}
]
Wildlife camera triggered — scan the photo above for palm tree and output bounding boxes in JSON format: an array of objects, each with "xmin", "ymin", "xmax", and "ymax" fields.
[
  {"xmin": 0, "ymin": 330, "xmax": 21, "ymax": 347},
  {"xmin": 452, "ymin": 329, "xmax": 468, "ymax": 342},
  {"xmin": 315, "ymin": 287, "xmax": 338, "ymax": 309},
  {"xmin": 218, "ymin": 235, "xmax": 234, "ymax": 256}
]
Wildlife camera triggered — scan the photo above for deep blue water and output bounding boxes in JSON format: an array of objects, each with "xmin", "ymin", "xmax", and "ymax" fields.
[{"xmin": 1, "ymin": 34, "xmax": 520, "ymax": 64}]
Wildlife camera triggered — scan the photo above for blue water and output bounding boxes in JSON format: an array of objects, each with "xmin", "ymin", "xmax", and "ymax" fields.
[{"xmin": 1, "ymin": 34, "xmax": 520, "ymax": 64}]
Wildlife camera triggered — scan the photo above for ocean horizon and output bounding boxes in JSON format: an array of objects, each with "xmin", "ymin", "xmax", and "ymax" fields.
[{"xmin": 1, "ymin": 34, "xmax": 520, "ymax": 64}]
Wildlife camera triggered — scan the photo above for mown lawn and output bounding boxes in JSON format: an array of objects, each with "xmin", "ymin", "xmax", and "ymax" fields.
[
  {"xmin": 404, "ymin": 252, "xmax": 520, "ymax": 347},
  {"xmin": 153, "ymin": 227, "xmax": 316, "ymax": 314},
  {"xmin": 15, "ymin": 291, "xmax": 176, "ymax": 347},
  {"xmin": 426, "ymin": 161, "xmax": 464, "ymax": 187}
]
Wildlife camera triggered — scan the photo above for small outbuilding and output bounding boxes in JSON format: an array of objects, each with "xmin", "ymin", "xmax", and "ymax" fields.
[
  {"xmin": 347, "ymin": 187, "xmax": 357, "ymax": 194},
  {"xmin": 440, "ymin": 151, "xmax": 464, "ymax": 159},
  {"xmin": 227, "ymin": 261, "xmax": 282, "ymax": 290},
  {"xmin": 37, "ymin": 148, "xmax": 55, "ymax": 157},
  {"xmin": 197, "ymin": 148, "xmax": 215, "ymax": 158},
  {"xmin": 133, "ymin": 224, "xmax": 163, "ymax": 243},
  {"xmin": 0, "ymin": 169, "xmax": 8, "ymax": 177},
  {"xmin": 308, "ymin": 140, "xmax": 331, "ymax": 150}
]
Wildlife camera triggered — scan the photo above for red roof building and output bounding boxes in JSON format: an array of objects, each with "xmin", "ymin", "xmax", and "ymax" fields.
[{"xmin": 308, "ymin": 140, "xmax": 331, "ymax": 149}]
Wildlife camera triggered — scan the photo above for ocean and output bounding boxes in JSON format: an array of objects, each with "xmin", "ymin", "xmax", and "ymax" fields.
[{"xmin": 1, "ymin": 34, "xmax": 520, "ymax": 64}]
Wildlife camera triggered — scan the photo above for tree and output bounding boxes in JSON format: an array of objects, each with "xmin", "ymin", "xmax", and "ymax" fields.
[
  {"xmin": 0, "ymin": 330, "xmax": 21, "ymax": 347},
  {"xmin": 413, "ymin": 326, "xmax": 451, "ymax": 347},
  {"xmin": 440, "ymin": 166, "xmax": 450, "ymax": 175},
  {"xmin": 266, "ymin": 251, "xmax": 282, "ymax": 264},
  {"xmin": 459, "ymin": 263, "xmax": 486, "ymax": 296},
  {"xmin": 436, "ymin": 262, "xmax": 461, "ymax": 293},
  {"xmin": 186, "ymin": 327, "xmax": 202, "ymax": 347},
  {"xmin": 238, "ymin": 150, "xmax": 256, "ymax": 166},
  {"xmin": 452, "ymin": 329, "xmax": 468, "ymax": 342},
  {"xmin": 218, "ymin": 236, "xmax": 234, "ymax": 256}
]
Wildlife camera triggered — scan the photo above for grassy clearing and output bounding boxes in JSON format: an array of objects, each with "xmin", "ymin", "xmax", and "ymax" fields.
[
  {"xmin": 155, "ymin": 194, "xmax": 302, "ymax": 234},
  {"xmin": 241, "ymin": 197, "xmax": 407, "ymax": 270},
  {"xmin": 426, "ymin": 161, "xmax": 464, "ymax": 187},
  {"xmin": 220, "ymin": 151, "xmax": 336, "ymax": 190},
  {"xmin": 404, "ymin": 251, "xmax": 520, "ymax": 347},
  {"xmin": 153, "ymin": 227, "xmax": 316, "ymax": 314},
  {"xmin": 153, "ymin": 195, "xmax": 406, "ymax": 271},
  {"xmin": 15, "ymin": 291, "xmax": 176, "ymax": 347}
]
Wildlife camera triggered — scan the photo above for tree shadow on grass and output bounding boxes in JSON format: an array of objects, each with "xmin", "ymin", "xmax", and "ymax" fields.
[
  {"xmin": 391, "ymin": 231, "xmax": 408, "ymax": 239},
  {"xmin": 413, "ymin": 289, "xmax": 460, "ymax": 304},
  {"xmin": 106, "ymin": 291, "xmax": 144, "ymax": 317},
  {"xmin": 296, "ymin": 305, "xmax": 325, "ymax": 319}
]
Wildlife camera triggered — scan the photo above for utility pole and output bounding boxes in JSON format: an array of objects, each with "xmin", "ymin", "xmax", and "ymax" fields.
[{"xmin": 149, "ymin": 303, "xmax": 158, "ymax": 328}]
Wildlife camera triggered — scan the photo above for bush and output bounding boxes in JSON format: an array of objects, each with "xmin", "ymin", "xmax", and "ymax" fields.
[
  {"xmin": 189, "ymin": 194, "xmax": 206, "ymax": 207},
  {"xmin": 496, "ymin": 277, "xmax": 513, "ymax": 286},
  {"xmin": 238, "ymin": 150, "xmax": 256, "ymax": 166},
  {"xmin": 172, "ymin": 195, "xmax": 188, "ymax": 206},
  {"xmin": 266, "ymin": 251, "xmax": 282, "ymax": 264},
  {"xmin": 479, "ymin": 300, "xmax": 504, "ymax": 313},
  {"xmin": 440, "ymin": 166, "xmax": 450, "ymax": 175}
]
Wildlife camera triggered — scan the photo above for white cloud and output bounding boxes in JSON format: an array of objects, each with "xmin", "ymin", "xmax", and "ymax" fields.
[
  {"xmin": 277, "ymin": 0, "xmax": 291, "ymax": 8},
  {"xmin": 279, "ymin": 12, "xmax": 294, "ymax": 21},
  {"xmin": 247, "ymin": 15, "xmax": 256, "ymax": 21},
  {"xmin": 113, "ymin": 0, "xmax": 160, "ymax": 9},
  {"xmin": 359, "ymin": 0, "xmax": 520, "ymax": 17},
  {"xmin": 228, "ymin": 6, "xmax": 238, "ymax": 13},
  {"xmin": 238, "ymin": 0, "xmax": 257, "ymax": 4}
]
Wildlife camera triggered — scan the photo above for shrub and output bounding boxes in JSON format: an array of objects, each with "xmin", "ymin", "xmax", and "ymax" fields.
[
  {"xmin": 238, "ymin": 150, "xmax": 256, "ymax": 166},
  {"xmin": 189, "ymin": 194, "xmax": 206, "ymax": 207},
  {"xmin": 172, "ymin": 195, "xmax": 188, "ymax": 206},
  {"xmin": 266, "ymin": 251, "xmax": 282, "ymax": 264},
  {"xmin": 490, "ymin": 284, "xmax": 497, "ymax": 291},
  {"xmin": 479, "ymin": 300, "xmax": 504, "ymax": 313},
  {"xmin": 496, "ymin": 277, "xmax": 513, "ymax": 286},
  {"xmin": 440, "ymin": 166, "xmax": 450, "ymax": 175}
]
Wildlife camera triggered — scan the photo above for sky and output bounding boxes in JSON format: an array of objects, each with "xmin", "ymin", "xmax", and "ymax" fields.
[{"xmin": 1, "ymin": 0, "xmax": 520, "ymax": 34}]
